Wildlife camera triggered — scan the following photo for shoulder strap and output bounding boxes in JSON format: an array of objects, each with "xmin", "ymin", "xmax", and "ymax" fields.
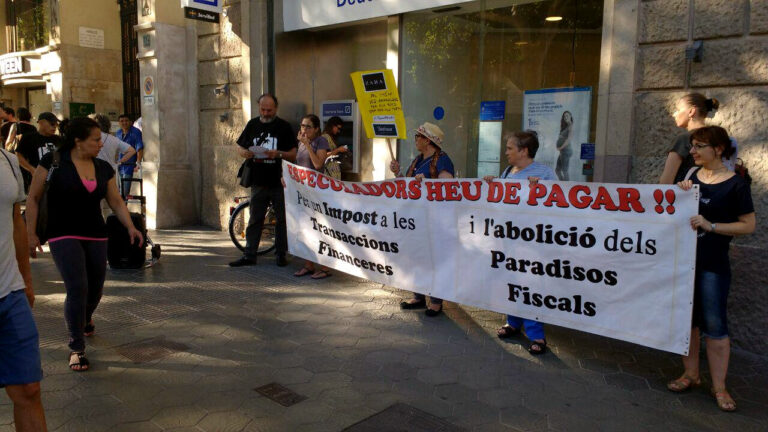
[
  {"xmin": 45, "ymin": 151, "xmax": 61, "ymax": 183},
  {"xmin": 322, "ymin": 133, "xmax": 337, "ymax": 150},
  {"xmin": 429, "ymin": 151, "xmax": 444, "ymax": 179},
  {"xmin": 501, "ymin": 165, "xmax": 512, "ymax": 179},
  {"xmin": 683, "ymin": 166, "xmax": 698, "ymax": 181},
  {"xmin": 0, "ymin": 149, "xmax": 18, "ymax": 181}
]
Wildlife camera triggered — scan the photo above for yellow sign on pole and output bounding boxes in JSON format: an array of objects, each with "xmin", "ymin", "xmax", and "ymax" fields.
[{"xmin": 350, "ymin": 69, "xmax": 407, "ymax": 140}]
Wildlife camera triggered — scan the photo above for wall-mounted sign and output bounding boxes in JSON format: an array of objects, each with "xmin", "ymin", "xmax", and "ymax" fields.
[
  {"xmin": 78, "ymin": 27, "xmax": 104, "ymax": 49},
  {"xmin": 70, "ymin": 102, "xmax": 95, "ymax": 116},
  {"xmin": 180, "ymin": 0, "xmax": 223, "ymax": 14},
  {"xmin": 0, "ymin": 56, "xmax": 24, "ymax": 75},
  {"xmin": 142, "ymin": 34, "xmax": 151, "ymax": 48},
  {"xmin": 479, "ymin": 100, "xmax": 505, "ymax": 121},
  {"xmin": 184, "ymin": 6, "xmax": 219, "ymax": 23},
  {"xmin": 284, "ymin": 0, "xmax": 474, "ymax": 31},
  {"xmin": 143, "ymin": 76, "xmax": 154, "ymax": 96}
]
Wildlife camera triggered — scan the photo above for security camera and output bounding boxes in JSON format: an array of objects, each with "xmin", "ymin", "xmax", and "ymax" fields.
[{"xmin": 214, "ymin": 84, "xmax": 229, "ymax": 96}]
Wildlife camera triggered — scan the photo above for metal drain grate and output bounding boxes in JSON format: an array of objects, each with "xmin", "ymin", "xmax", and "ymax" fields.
[
  {"xmin": 114, "ymin": 336, "xmax": 189, "ymax": 363},
  {"xmin": 343, "ymin": 403, "xmax": 465, "ymax": 432},
  {"xmin": 254, "ymin": 382, "xmax": 307, "ymax": 407}
]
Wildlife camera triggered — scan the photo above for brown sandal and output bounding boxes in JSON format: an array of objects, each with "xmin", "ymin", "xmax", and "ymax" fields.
[
  {"xmin": 711, "ymin": 388, "xmax": 736, "ymax": 412},
  {"xmin": 666, "ymin": 375, "xmax": 700, "ymax": 392}
]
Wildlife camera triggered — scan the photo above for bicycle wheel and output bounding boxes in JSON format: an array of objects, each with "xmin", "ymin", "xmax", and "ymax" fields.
[
  {"xmin": 257, "ymin": 205, "xmax": 277, "ymax": 255},
  {"xmin": 228, "ymin": 201, "xmax": 250, "ymax": 252}
]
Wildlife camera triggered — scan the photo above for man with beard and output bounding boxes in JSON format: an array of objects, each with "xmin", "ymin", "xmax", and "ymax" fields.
[{"xmin": 229, "ymin": 94, "xmax": 296, "ymax": 267}]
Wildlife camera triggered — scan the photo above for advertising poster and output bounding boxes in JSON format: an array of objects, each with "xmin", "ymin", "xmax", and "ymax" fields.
[
  {"xmin": 284, "ymin": 161, "xmax": 699, "ymax": 355},
  {"xmin": 523, "ymin": 87, "xmax": 592, "ymax": 182},
  {"xmin": 350, "ymin": 69, "xmax": 407, "ymax": 140}
]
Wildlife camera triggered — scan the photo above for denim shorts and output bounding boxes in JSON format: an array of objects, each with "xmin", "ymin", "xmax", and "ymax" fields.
[
  {"xmin": 692, "ymin": 270, "xmax": 730, "ymax": 339},
  {"xmin": 0, "ymin": 290, "xmax": 43, "ymax": 387}
]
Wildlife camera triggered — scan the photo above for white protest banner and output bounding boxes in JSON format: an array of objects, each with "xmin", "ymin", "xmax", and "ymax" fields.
[{"xmin": 284, "ymin": 162, "xmax": 698, "ymax": 355}]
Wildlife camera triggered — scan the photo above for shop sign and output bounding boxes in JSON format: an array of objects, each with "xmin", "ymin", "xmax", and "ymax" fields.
[
  {"xmin": 180, "ymin": 0, "xmax": 222, "ymax": 14},
  {"xmin": 184, "ymin": 6, "xmax": 220, "ymax": 23},
  {"xmin": 0, "ymin": 56, "xmax": 24, "ymax": 75},
  {"xmin": 350, "ymin": 69, "xmax": 406, "ymax": 139},
  {"xmin": 284, "ymin": 0, "xmax": 474, "ymax": 31}
]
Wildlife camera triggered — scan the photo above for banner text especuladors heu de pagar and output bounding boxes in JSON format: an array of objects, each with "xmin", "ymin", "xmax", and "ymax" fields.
[{"xmin": 283, "ymin": 162, "xmax": 698, "ymax": 355}]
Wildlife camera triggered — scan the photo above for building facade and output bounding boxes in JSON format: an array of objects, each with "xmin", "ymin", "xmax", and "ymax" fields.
[{"xmin": 0, "ymin": 0, "xmax": 135, "ymax": 121}]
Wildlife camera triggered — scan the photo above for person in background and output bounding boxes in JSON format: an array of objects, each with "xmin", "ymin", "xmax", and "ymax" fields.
[
  {"xmin": 0, "ymin": 106, "xmax": 10, "ymax": 146},
  {"xmin": 659, "ymin": 93, "xmax": 719, "ymax": 184},
  {"xmin": 91, "ymin": 114, "xmax": 136, "ymax": 173},
  {"xmin": 390, "ymin": 122, "xmax": 454, "ymax": 317},
  {"xmin": 15, "ymin": 112, "xmax": 62, "ymax": 192},
  {"xmin": 115, "ymin": 114, "xmax": 143, "ymax": 195},
  {"xmin": 319, "ymin": 116, "xmax": 348, "ymax": 180},
  {"xmin": 5, "ymin": 107, "xmax": 38, "ymax": 151},
  {"xmin": 0, "ymin": 147, "xmax": 47, "ymax": 431},
  {"xmin": 669, "ymin": 126, "xmax": 755, "ymax": 412},
  {"xmin": 293, "ymin": 114, "xmax": 332, "ymax": 279},
  {"xmin": 26, "ymin": 117, "xmax": 143, "ymax": 372},
  {"xmin": 484, "ymin": 131, "xmax": 556, "ymax": 355}
]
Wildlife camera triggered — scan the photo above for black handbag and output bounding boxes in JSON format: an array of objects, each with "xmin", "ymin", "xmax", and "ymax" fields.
[
  {"xmin": 36, "ymin": 151, "xmax": 60, "ymax": 244},
  {"xmin": 237, "ymin": 158, "xmax": 255, "ymax": 188}
]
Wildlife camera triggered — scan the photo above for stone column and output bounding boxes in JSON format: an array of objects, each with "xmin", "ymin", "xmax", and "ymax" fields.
[
  {"xmin": 592, "ymin": 0, "xmax": 638, "ymax": 183},
  {"xmin": 134, "ymin": 5, "xmax": 199, "ymax": 228}
]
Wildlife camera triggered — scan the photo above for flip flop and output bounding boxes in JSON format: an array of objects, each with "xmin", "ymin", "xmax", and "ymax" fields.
[
  {"xmin": 497, "ymin": 325, "xmax": 520, "ymax": 339},
  {"xmin": 69, "ymin": 351, "xmax": 90, "ymax": 372},
  {"xmin": 528, "ymin": 339, "xmax": 547, "ymax": 355},
  {"xmin": 311, "ymin": 270, "xmax": 332, "ymax": 280},
  {"xmin": 294, "ymin": 267, "xmax": 313, "ymax": 277}
]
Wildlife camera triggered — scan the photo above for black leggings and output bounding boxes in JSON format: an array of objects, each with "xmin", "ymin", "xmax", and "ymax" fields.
[{"xmin": 49, "ymin": 239, "xmax": 108, "ymax": 352}]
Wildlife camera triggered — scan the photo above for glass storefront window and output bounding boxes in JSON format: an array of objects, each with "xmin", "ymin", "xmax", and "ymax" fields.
[
  {"xmin": 7, "ymin": 0, "xmax": 51, "ymax": 52},
  {"xmin": 400, "ymin": 0, "xmax": 603, "ymax": 180}
]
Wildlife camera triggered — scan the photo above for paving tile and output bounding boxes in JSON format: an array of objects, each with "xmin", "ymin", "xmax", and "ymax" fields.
[
  {"xmin": 22, "ymin": 229, "xmax": 768, "ymax": 432},
  {"xmin": 197, "ymin": 411, "xmax": 252, "ymax": 432}
]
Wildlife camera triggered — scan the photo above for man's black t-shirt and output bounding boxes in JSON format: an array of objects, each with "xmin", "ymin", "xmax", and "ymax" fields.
[
  {"xmin": 1, "ymin": 121, "xmax": 36, "ymax": 147},
  {"xmin": 691, "ymin": 170, "xmax": 754, "ymax": 274},
  {"xmin": 16, "ymin": 131, "xmax": 61, "ymax": 190},
  {"xmin": 17, "ymin": 131, "xmax": 62, "ymax": 168},
  {"xmin": 236, "ymin": 117, "xmax": 296, "ymax": 187}
]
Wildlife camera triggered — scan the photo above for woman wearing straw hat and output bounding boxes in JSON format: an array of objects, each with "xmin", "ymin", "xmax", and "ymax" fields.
[{"xmin": 389, "ymin": 122, "xmax": 454, "ymax": 317}]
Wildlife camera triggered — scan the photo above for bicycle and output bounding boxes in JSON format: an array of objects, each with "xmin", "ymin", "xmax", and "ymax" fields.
[{"xmin": 228, "ymin": 196, "xmax": 277, "ymax": 255}]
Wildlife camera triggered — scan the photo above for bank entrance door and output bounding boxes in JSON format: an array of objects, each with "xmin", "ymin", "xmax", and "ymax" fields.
[{"xmin": 118, "ymin": 0, "xmax": 140, "ymax": 119}]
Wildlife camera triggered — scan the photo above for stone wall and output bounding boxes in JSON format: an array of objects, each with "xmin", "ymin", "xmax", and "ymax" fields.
[
  {"xmin": 198, "ymin": 0, "xmax": 247, "ymax": 229},
  {"xmin": 634, "ymin": 0, "xmax": 768, "ymax": 353}
]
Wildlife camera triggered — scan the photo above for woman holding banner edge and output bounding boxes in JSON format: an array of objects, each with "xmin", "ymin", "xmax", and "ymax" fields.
[
  {"xmin": 671, "ymin": 126, "xmax": 755, "ymax": 412},
  {"xmin": 390, "ymin": 122, "xmax": 454, "ymax": 317},
  {"xmin": 484, "ymin": 131, "xmax": 556, "ymax": 355}
]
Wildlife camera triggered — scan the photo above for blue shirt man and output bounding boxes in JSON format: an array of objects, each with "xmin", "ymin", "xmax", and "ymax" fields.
[{"xmin": 116, "ymin": 114, "xmax": 143, "ymax": 177}]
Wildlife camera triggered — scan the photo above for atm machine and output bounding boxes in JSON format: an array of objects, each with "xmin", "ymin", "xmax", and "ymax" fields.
[{"xmin": 320, "ymin": 100, "xmax": 360, "ymax": 174}]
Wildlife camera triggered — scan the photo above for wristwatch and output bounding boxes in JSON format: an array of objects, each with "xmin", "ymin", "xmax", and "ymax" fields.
[{"xmin": 710, "ymin": 223, "xmax": 717, "ymax": 232}]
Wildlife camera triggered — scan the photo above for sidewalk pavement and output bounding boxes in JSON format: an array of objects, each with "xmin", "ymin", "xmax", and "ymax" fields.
[{"xmin": 1, "ymin": 228, "xmax": 766, "ymax": 432}]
